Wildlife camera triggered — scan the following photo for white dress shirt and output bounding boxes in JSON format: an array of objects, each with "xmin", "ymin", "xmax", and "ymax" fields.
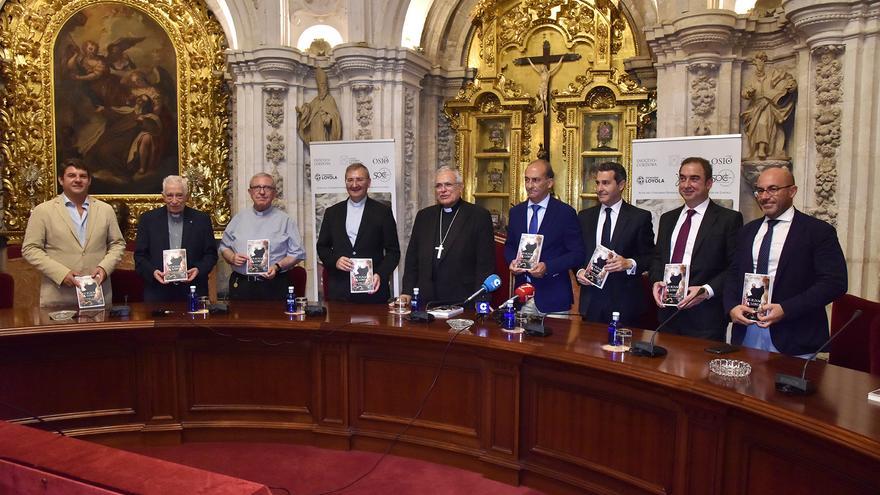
[
  {"xmin": 592, "ymin": 199, "xmax": 638, "ymax": 274},
  {"xmin": 668, "ymin": 197, "xmax": 713, "ymax": 297},
  {"xmin": 62, "ymin": 193, "xmax": 90, "ymax": 247},
  {"xmin": 526, "ymin": 194, "xmax": 551, "ymax": 231},
  {"xmin": 750, "ymin": 206, "xmax": 795, "ymax": 291}
]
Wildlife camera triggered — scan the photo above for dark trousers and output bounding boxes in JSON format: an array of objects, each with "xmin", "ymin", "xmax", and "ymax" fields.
[{"xmin": 228, "ymin": 272, "xmax": 289, "ymax": 301}]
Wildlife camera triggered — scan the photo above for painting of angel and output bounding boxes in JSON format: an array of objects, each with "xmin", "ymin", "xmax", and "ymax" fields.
[{"xmin": 54, "ymin": 5, "xmax": 178, "ymax": 194}]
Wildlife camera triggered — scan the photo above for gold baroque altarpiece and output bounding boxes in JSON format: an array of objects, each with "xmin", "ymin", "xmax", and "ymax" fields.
[
  {"xmin": 0, "ymin": 0, "xmax": 230, "ymax": 241},
  {"xmin": 446, "ymin": 0, "xmax": 653, "ymax": 219}
]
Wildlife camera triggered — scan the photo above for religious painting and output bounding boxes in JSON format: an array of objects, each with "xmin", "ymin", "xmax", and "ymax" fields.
[{"xmin": 54, "ymin": 5, "xmax": 178, "ymax": 195}]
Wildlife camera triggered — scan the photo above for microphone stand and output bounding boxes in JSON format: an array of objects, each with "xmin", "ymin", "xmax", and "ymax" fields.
[
  {"xmin": 775, "ymin": 310, "xmax": 863, "ymax": 395},
  {"xmin": 631, "ymin": 287, "xmax": 706, "ymax": 357}
]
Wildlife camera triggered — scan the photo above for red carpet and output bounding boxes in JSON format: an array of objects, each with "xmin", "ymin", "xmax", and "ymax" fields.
[{"xmin": 132, "ymin": 442, "xmax": 544, "ymax": 495}]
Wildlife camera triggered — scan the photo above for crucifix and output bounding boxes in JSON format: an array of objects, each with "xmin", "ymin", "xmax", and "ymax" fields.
[{"xmin": 513, "ymin": 40, "xmax": 581, "ymax": 161}]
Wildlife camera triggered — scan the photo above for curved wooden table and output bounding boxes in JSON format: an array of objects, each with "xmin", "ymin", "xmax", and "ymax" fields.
[{"xmin": 1, "ymin": 302, "xmax": 879, "ymax": 494}]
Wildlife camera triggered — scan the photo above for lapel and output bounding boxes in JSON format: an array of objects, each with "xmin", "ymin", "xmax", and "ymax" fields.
[
  {"xmin": 52, "ymin": 195, "xmax": 84, "ymax": 247},
  {"xmin": 611, "ymin": 202, "xmax": 631, "ymax": 250},
  {"xmin": 774, "ymin": 210, "xmax": 802, "ymax": 280},
  {"xmin": 584, "ymin": 206, "xmax": 600, "ymax": 252},
  {"xmin": 691, "ymin": 201, "xmax": 716, "ymax": 257},
  {"xmin": 338, "ymin": 201, "xmax": 355, "ymax": 251},
  {"xmin": 179, "ymin": 207, "xmax": 191, "ymax": 250},
  {"xmin": 352, "ymin": 199, "xmax": 372, "ymax": 251},
  {"xmin": 661, "ymin": 205, "xmax": 683, "ymax": 261},
  {"xmin": 439, "ymin": 202, "xmax": 469, "ymax": 261},
  {"xmin": 536, "ymin": 197, "xmax": 554, "ymax": 235}
]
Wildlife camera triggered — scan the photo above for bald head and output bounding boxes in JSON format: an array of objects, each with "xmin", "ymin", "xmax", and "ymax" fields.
[
  {"xmin": 755, "ymin": 166, "xmax": 797, "ymax": 219},
  {"xmin": 524, "ymin": 159, "xmax": 554, "ymax": 203}
]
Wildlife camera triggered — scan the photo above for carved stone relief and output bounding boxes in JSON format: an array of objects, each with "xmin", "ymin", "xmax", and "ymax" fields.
[
  {"xmin": 352, "ymin": 84, "xmax": 374, "ymax": 140},
  {"xmin": 740, "ymin": 52, "xmax": 797, "ymax": 161},
  {"xmin": 437, "ymin": 104, "xmax": 454, "ymax": 169},
  {"xmin": 809, "ymin": 45, "xmax": 844, "ymax": 227},
  {"xmin": 688, "ymin": 63, "xmax": 718, "ymax": 136},
  {"xmin": 264, "ymin": 88, "xmax": 286, "ymax": 205},
  {"xmin": 404, "ymin": 91, "xmax": 416, "ymax": 236}
]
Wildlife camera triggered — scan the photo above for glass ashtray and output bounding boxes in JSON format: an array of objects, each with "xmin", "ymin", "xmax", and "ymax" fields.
[
  {"xmin": 708, "ymin": 358, "xmax": 752, "ymax": 378},
  {"xmin": 447, "ymin": 319, "xmax": 475, "ymax": 332}
]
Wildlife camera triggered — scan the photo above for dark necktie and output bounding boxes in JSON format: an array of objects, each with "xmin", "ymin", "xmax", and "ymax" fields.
[
  {"xmin": 756, "ymin": 219, "xmax": 780, "ymax": 274},
  {"xmin": 528, "ymin": 204, "xmax": 541, "ymax": 235},
  {"xmin": 670, "ymin": 209, "xmax": 696, "ymax": 264},
  {"xmin": 601, "ymin": 207, "xmax": 612, "ymax": 247}
]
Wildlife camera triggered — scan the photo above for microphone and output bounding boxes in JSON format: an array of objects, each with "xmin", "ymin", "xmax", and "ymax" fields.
[
  {"xmin": 461, "ymin": 274, "xmax": 502, "ymax": 306},
  {"xmin": 499, "ymin": 283, "xmax": 535, "ymax": 308},
  {"xmin": 776, "ymin": 309, "xmax": 863, "ymax": 395},
  {"xmin": 631, "ymin": 287, "xmax": 706, "ymax": 357}
]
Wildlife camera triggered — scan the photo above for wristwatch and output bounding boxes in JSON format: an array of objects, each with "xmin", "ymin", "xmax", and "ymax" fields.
[{"xmin": 274, "ymin": 262, "xmax": 283, "ymax": 273}]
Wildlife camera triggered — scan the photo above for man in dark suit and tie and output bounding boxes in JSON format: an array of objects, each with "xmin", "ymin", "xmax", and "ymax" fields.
[
  {"xmin": 725, "ymin": 166, "xmax": 846, "ymax": 356},
  {"xmin": 650, "ymin": 157, "xmax": 743, "ymax": 341},
  {"xmin": 505, "ymin": 159, "xmax": 585, "ymax": 314},
  {"xmin": 400, "ymin": 166, "xmax": 495, "ymax": 306},
  {"xmin": 576, "ymin": 162, "xmax": 654, "ymax": 326},
  {"xmin": 134, "ymin": 175, "xmax": 218, "ymax": 302},
  {"xmin": 317, "ymin": 162, "xmax": 400, "ymax": 303}
]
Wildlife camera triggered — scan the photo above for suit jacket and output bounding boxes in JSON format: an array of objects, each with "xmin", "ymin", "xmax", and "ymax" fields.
[
  {"xmin": 134, "ymin": 206, "xmax": 218, "ymax": 302},
  {"xmin": 402, "ymin": 201, "xmax": 495, "ymax": 305},
  {"xmin": 577, "ymin": 201, "xmax": 655, "ymax": 326},
  {"xmin": 724, "ymin": 209, "xmax": 847, "ymax": 355},
  {"xmin": 316, "ymin": 197, "xmax": 401, "ymax": 303},
  {"xmin": 505, "ymin": 196, "xmax": 585, "ymax": 313},
  {"xmin": 650, "ymin": 200, "xmax": 743, "ymax": 340},
  {"xmin": 22, "ymin": 195, "xmax": 126, "ymax": 307}
]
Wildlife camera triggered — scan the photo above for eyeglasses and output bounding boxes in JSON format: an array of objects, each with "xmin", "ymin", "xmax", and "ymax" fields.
[
  {"xmin": 753, "ymin": 184, "xmax": 794, "ymax": 197},
  {"xmin": 434, "ymin": 182, "xmax": 460, "ymax": 190},
  {"xmin": 249, "ymin": 185, "xmax": 276, "ymax": 192}
]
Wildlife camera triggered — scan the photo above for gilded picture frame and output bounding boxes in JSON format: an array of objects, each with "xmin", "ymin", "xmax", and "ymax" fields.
[{"xmin": 0, "ymin": 0, "xmax": 231, "ymax": 241}]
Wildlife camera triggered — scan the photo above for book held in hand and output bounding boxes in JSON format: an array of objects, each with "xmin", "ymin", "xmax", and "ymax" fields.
[
  {"xmin": 516, "ymin": 234, "xmax": 544, "ymax": 270},
  {"xmin": 661, "ymin": 263, "xmax": 689, "ymax": 307},
  {"xmin": 741, "ymin": 272, "xmax": 772, "ymax": 320},
  {"xmin": 246, "ymin": 239, "xmax": 270, "ymax": 275},
  {"xmin": 163, "ymin": 249, "xmax": 188, "ymax": 282},
  {"xmin": 349, "ymin": 258, "xmax": 374, "ymax": 294},
  {"xmin": 583, "ymin": 245, "xmax": 613, "ymax": 289},
  {"xmin": 75, "ymin": 275, "xmax": 105, "ymax": 309}
]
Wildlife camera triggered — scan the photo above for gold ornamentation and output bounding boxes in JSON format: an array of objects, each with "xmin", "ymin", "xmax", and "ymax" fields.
[
  {"xmin": 586, "ymin": 86, "xmax": 616, "ymax": 109},
  {"xmin": 0, "ymin": 0, "xmax": 230, "ymax": 241},
  {"xmin": 557, "ymin": 1, "xmax": 594, "ymax": 37},
  {"xmin": 498, "ymin": 4, "xmax": 531, "ymax": 48},
  {"xmin": 478, "ymin": 93, "xmax": 502, "ymax": 114},
  {"xmin": 611, "ymin": 17, "xmax": 626, "ymax": 54}
]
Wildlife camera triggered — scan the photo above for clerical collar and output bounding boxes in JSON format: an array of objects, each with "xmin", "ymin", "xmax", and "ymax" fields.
[
  {"xmin": 168, "ymin": 211, "xmax": 183, "ymax": 220},
  {"xmin": 348, "ymin": 197, "xmax": 367, "ymax": 208},
  {"xmin": 442, "ymin": 200, "xmax": 460, "ymax": 214},
  {"xmin": 253, "ymin": 205, "xmax": 273, "ymax": 216}
]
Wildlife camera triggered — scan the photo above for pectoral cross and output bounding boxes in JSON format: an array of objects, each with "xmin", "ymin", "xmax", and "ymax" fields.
[
  {"xmin": 513, "ymin": 40, "xmax": 581, "ymax": 161},
  {"xmin": 434, "ymin": 244, "xmax": 444, "ymax": 259}
]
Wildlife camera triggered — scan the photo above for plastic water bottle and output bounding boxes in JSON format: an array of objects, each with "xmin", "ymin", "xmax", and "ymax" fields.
[
  {"xmin": 286, "ymin": 286, "xmax": 295, "ymax": 313},
  {"xmin": 503, "ymin": 302, "xmax": 516, "ymax": 330},
  {"xmin": 608, "ymin": 311, "xmax": 620, "ymax": 345},
  {"xmin": 188, "ymin": 286, "xmax": 198, "ymax": 313},
  {"xmin": 411, "ymin": 288, "xmax": 420, "ymax": 312}
]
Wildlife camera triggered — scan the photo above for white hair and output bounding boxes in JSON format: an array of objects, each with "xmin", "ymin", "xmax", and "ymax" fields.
[
  {"xmin": 435, "ymin": 166, "xmax": 462, "ymax": 184},
  {"xmin": 162, "ymin": 175, "xmax": 189, "ymax": 195}
]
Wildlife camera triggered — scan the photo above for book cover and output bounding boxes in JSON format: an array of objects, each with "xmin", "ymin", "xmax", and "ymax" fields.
[
  {"xmin": 741, "ymin": 272, "xmax": 773, "ymax": 319},
  {"xmin": 583, "ymin": 245, "xmax": 613, "ymax": 289},
  {"xmin": 162, "ymin": 248, "xmax": 188, "ymax": 282},
  {"xmin": 869, "ymin": 388, "xmax": 880, "ymax": 404},
  {"xmin": 246, "ymin": 239, "xmax": 270, "ymax": 275},
  {"xmin": 516, "ymin": 234, "xmax": 544, "ymax": 270},
  {"xmin": 349, "ymin": 258, "xmax": 374, "ymax": 294},
  {"xmin": 661, "ymin": 263, "xmax": 689, "ymax": 307},
  {"xmin": 75, "ymin": 275, "xmax": 105, "ymax": 309}
]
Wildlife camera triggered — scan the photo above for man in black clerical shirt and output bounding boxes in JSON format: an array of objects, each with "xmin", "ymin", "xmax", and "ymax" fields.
[
  {"xmin": 317, "ymin": 162, "xmax": 400, "ymax": 303},
  {"xmin": 134, "ymin": 175, "xmax": 218, "ymax": 302},
  {"xmin": 401, "ymin": 166, "xmax": 495, "ymax": 306}
]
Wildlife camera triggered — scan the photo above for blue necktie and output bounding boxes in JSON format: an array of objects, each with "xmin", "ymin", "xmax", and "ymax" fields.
[
  {"xmin": 528, "ymin": 204, "xmax": 541, "ymax": 234},
  {"xmin": 756, "ymin": 219, "xmax": 780, "ymax": 274}
]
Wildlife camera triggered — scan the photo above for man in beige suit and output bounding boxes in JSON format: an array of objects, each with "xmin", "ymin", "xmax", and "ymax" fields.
[{"xmin": 23, "ymin": 159, "xmax": 126, "ymax": 307}]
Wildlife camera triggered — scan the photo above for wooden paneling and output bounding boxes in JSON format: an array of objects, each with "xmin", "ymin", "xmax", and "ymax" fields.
[{"xmin": 0, "ymin": 302, "xmax": 879, "ymax": 495}]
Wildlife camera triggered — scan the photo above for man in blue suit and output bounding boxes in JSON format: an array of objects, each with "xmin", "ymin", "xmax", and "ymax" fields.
[
  {"xmin": 725, "ymin": 166, "xmax": 847, "ymax": 356},
  {"xmin": 134, "ymin": 175, "xmax": 218, "ymax": 302},
  {"xmin": 504, "ymin": 159, "xmax": 585, "ymax": 314}
]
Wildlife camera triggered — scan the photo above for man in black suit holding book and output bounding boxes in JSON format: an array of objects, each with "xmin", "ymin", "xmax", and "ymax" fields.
[
  {"xmin": 576, "ymin": 162, "xmax": 654, "ymax": 326},
  {"xmin": 317, "ymin": 162, "xmax": 400, "ymax": 303},
  {"xmin": 725, "ymin": 166, "xmax": 846, "ymax": 356},
  {"xmin": 134, "ymin": 175, "xmax": 218, "ymax": 302},
  {"xmin": 650, "ymin": 157, "xmax": 743, "ymax": 342}
]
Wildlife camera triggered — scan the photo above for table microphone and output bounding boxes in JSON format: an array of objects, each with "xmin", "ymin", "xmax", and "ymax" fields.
[
  {"xmin": 631, "ymin": 287, "xmax": 705, "ymax": 357},
  {"xmin": 461, "ymin": 274, "xmax": 502, "ymax": 306},
  {"xmin": 775, "ymin": 309, "xmax": 863, "ymax": 395}
]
